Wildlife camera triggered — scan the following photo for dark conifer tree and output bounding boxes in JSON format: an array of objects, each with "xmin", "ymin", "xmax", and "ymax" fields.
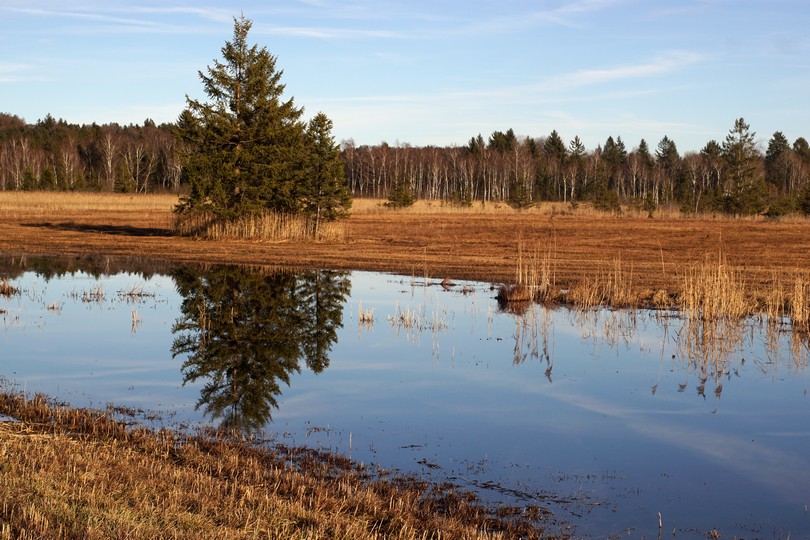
[
  {"xmin": 176, "ymin": 15, "xmax": 308, "ymax": 219},
  {"xmin": 721, "ymin": 117, "xmax": 765, "ymax": 214},
  {"xmin": 304, "ymin": 112, "xmax": 352, "ymax": 237}
]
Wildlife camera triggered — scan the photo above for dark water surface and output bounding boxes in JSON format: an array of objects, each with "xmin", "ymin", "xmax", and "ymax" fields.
[{"xmin": 1, "ymin": 256, "xmax": 808, "ymax": 538}]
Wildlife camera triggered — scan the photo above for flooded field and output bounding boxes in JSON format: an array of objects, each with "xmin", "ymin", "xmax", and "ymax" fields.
[{"xmin": 1, "ymin": 255, "xmax": 808, "ymax": 538}]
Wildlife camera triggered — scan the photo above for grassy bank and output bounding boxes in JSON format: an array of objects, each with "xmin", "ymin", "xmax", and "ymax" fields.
[{"xmin": 0, "ymin": 391, "xmax": 560, "ymax": 539}]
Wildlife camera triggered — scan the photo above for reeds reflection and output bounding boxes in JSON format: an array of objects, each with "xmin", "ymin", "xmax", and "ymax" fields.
[
  {"xmin": 505, "ymin": 299, "xmax": 809, "ymax": 403},
  {"xmin": 171, "ymin": 266, "xmax": 350, "ymax": 432}
]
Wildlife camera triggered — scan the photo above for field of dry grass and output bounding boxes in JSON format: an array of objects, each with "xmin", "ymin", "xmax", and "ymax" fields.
[
  {"xmin": 1, "ymin": 192, "xmax": 808, "ymax": 306},
  {"xmin": 0, "ymin": 391, "xmax": 554, "ymax": 539}
]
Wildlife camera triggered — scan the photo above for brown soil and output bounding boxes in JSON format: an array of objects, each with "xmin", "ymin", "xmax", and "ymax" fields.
[{"xmin": 0, "ymin": 194, "xmax": 807, "ymax": 298}]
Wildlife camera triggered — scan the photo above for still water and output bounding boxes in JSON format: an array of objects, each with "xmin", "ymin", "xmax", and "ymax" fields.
[{"xmin": 1, "ymin": 256, "xmax": 808, "ymax": 538}]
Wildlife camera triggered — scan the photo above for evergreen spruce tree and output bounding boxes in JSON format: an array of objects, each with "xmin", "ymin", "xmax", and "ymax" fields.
[
  {"xmin": 655, "ymin": 136, "xmax": 680, "ymax": 172},
  {"xmin": 304, "ymin": 112, "xmax": 352, "ymax": 237},
  {"xmin": 544, "ymin": 130, "xmax": 567, "ymax": 162},
  {"xmin": 765, "ymin": 131, "xmax": 791, "ymax": 189},
  {"xmin": 568, "ymin": 136, "xmax": 586, "ymax": 161},
  {"xmin": 721, "ymin": 117, "xmax": 765, "ymax": 214},
  {"xmin": 637, "ymin": 139, "xmax": 654, "ymax": 168},
  {"xmin": 176, "ymin": 15, "xmax": 307, "ymax": 220}
]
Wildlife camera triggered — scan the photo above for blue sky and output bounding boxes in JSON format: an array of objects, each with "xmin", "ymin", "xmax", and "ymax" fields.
[{"xmin": 1, "ymin": 1, "xmax": 808, "ymax": 152}]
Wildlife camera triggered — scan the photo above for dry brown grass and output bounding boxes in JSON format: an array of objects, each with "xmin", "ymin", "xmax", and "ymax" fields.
[
  {"xmin": 0, "ymin": 277, "xmax": 16, "ymax": 297},
  {"xmin": 175, "ymin": 210, "xmax": 348, "ymax": 242},
  {"xmin": 0, "ymin": 391, "xmax": 557, "ymax": 540},
  {"xmin": 0, "ymin": 191, "xmax": 176, "ymax": 218},
  {"xmin": 679, "ymin": 254, "xmax": 752, "ymax": 322},
  {"xmin": 791, "ymin": 275, "xmax": 810, "ymax": 330},
  {"xmin": 565, "ymin": 258, "xmax": 638, "ymax": 310},
  {"xmin": 1, "ymin": 192, "xmax": 810, "ymax": 317}
]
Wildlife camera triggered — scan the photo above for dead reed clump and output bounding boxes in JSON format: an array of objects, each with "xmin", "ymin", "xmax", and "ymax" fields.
[
  {"xmin": 0, "ymin": 278, "xmax": 17, "ymax": 297},
  {"xmin": 565, "ymin": 258, "xmax": 638, "ymax": 310},
  {"xmin": 499, "ymin": 237, "xmax": 558, "ymax": 312},
  {"xmin": 679, "ymin": 254, "xmax": 753, "ymax": 322},
  {"xmin": 763, "ymin": 271, "xmax": 788, "ymax": 324},
  {"xmin": 174, "ymin": 210, "xmax": 348, "ymax": 243},
  {"xmin": 791, "ymin": 274, "xmax": 810, "ymax": 331},
  {"xmin": 652, "ymin": 289, "xmax": 674, "ymax": 309},
  {"xmin": 566, "ymin": 278, "xmax": 602, "ymax": 310},
  {"xmin": 357, "ymin": 301, "xmax": 375, "ymax": 330},
  {"xmin": 603, "ymin": 258, "xmax": 636, "ymax": 308}
]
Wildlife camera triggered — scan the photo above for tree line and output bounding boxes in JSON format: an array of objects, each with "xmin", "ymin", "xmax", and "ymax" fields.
[
  {"xmin": 345, "ymin": 120, "xmax": 810, "ymax": 216},
  {"xmin": 0, "ymin": 113, "xmax": 182, "ymax": 193},
  {"xmin": 3, "ymin": 112, "xmax": 809, "ymax": 216},
  {"xmin": 3, "ymin": 112, "xmax": 810, "ymax": 216}
]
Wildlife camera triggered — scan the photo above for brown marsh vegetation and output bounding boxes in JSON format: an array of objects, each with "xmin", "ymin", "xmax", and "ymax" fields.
[
  {"xmin": 0, "ymin": 391, "xmax": 560, "ymax": 539},
  {"xmin": 0, "ymin": 277, "xmax": 16, "ymax": 297},
  {"xmin": 2, "ymin": 192, "xmax": 809, "ymax": 305},
  {"xmin": 174, "ymin": 209, "xmax": 348, "ymax": 242}
]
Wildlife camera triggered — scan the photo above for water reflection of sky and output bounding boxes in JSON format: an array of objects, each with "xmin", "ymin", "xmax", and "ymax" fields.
[{"xmin": 1, "ymin": 267, "xmax": 809, "ymax": 538}]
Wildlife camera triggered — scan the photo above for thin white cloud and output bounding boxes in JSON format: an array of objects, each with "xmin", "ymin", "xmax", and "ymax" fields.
[
  {"xmin": 547, "ymin": 51, "xmax": 705, "ymax": 90},
  {"xmin": 556, "ymin": 0, "xmax": 624, "ymax": 15},
  {"xmin": 2, "ymin": 2, "xmax": 231, "ymax": 23},
  {"xmin": 0, "ymin": 4, "xmax": 227, "ymax": 34},
  {"xmin": 261, "ymin": 25, "xmax": 402, "ymax": 39},
  {"xmin": 124, "ymin": 6, "xmax": 233, "ymax": 23},
  {"xmin": 461, "ymin": 0, "xmax": 627, "ymax": 35},
  {"xmin": 310, "ymin": 51, "xmax": 704, "ymax": 106},
  {"xmin": 0, "ymin": 62, "xmax": 43, "ymax": 83}
]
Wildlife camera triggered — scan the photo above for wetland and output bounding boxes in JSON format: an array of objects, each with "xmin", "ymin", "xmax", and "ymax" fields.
[{"xmin": 2, "ymin": 253, "xmax": 808, "ymax": 538}]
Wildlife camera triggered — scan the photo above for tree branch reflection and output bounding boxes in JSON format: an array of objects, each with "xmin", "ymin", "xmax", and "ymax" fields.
[{"xmin": 171, "ymin": 266, "xmax": 350, "ymax": 432}]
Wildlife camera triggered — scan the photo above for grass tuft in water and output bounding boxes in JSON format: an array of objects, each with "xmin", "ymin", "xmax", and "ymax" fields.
[{"xmin": 0, "ymin": 278, "xmax": 17, "ymax": 297}]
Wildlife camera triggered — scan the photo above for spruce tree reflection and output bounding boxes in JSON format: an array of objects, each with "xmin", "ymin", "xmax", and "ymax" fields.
[{"xmin": 171, "ymin": 266, "xmax": 350, "ymax": 432}]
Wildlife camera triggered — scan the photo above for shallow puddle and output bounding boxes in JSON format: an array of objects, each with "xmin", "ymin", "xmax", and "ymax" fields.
[{"xmin": 1, "ymin": 255, "xmax": 808, "ymax": 537}]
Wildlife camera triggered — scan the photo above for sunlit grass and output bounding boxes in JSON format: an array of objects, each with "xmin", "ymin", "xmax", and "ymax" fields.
[
  {"xmin": 0, "ymin": 191, "xmax": 179, "ymax": 217},
  {"xmin": 0, "ymin": 391, "xmax": 550, "ymax": 540},
  {"xmin": 174, "ymin": 210, "xmax": 348, "ymax": 242}
]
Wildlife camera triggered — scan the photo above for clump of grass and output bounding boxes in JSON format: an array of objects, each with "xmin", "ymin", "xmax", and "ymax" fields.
[
  {"xmin": 763, "ymin": 271, "xmax": 788, "ymax": 324},
  {"xmin": 0, "ymin": 278, "xmax": 17, "ymax": 297},
  {"xmin": 0, "ymin": 390, "xmax": 557, "ymax": 540},
  {"xmin": 566, "ymin": 258, "xmax": 637, "ymax": 310},
  {"xmin": 387, "ymin": 301, "xmax": 448, "ymax": 334},
  {"xmin": 357, "ymin": 301, "xmax": 375, "ymax": 330},
  {"xmin": 791, "ymin": 274, "xmax": 810, "ymax": 330},
  {"xmin": 174, "ymin": 210, "xmax": 347, "ymax": 242},
  {"xmin": 77, "ymin": 284, "xmax": 105, "ymax": 303},
  {"xmin": 679, "ymin": 254, "xmax": 752, "ymax": 322},
  {"xmin": 118, "ymin": 284, "xmax": 156, "ymax": 302},
  {"xmin": 498, "ymin": 238, "xmax": 558, "ymax": 311}
]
